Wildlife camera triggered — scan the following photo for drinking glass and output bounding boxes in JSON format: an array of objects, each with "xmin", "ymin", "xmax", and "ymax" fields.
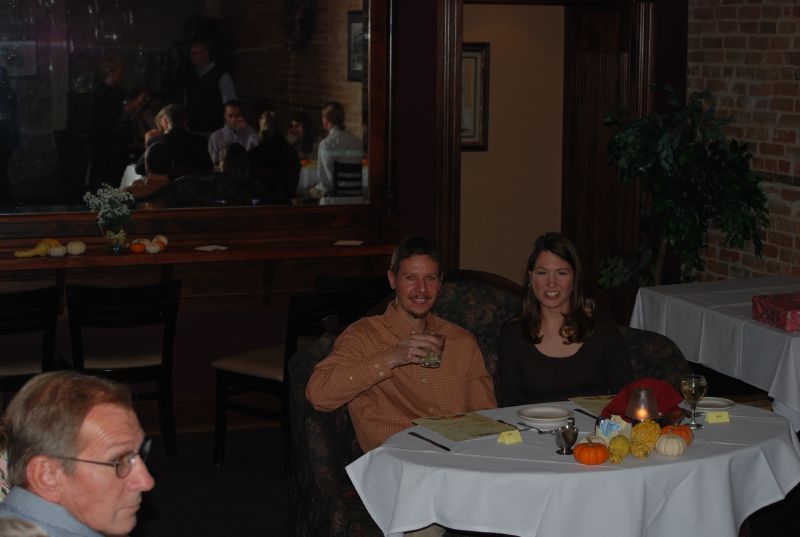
[
  {"xmin": 555, "ymin": 417, "xmax": 578, "ymax": 455},
  {"xmin": 419, "ymin": 333, "xmax": 445, "ymax": 368},
  {"xmin": 680, "ymin": 374, "xmax": 708, "ymax": 429}
]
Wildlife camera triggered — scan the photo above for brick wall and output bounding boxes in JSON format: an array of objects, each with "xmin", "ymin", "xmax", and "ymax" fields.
[
  {"xmin": 224, "ymin": 0, "xmax": 365, "ymax": 136},
  {"xmin": 688, "ymin": 0, "xmax": 800, "ymax": 280}
]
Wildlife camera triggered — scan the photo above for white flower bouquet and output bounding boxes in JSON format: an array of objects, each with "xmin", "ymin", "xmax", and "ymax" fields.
[{"xmin": 83, "ymin": 184, "xmax": 135, "ymax": 250}]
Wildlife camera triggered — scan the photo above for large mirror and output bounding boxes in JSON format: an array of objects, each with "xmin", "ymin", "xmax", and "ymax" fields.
[{"xmin": 0, "ymin": 0, "xmax": 373, "ymax": 214}]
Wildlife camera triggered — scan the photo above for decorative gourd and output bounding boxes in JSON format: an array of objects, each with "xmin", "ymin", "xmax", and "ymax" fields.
[
  {"xmin": 130, "ymin": 242, "xmax": 146, "ymax": 254},
  {"xmin": 573, "ymin": 439, "xmax": 609, "ymax": 465},
  {"xmin": 578, "ymin": 435, "xmax": 606, "ymax": 446},
  {"xmin": 14, "ymin": 240, "xmax": 52, "ymax": 258},
  {"xmin": 655, "ymin": 433, "xmax": 687, "ymax": 457},
  {"xmin": 631, "ymin": 419, "xmax": 661, "ymax": 450},
  {"xmin": 153, "ymin": 234, "xmax": 168, "ymax": 246},
  {"xmin": 661, "ymin": 424, "xmax": 693, "ymax": 446},
  {"xmin": 66, "ymin": 241, "xmax": 86, "ymax": 255},
  {"xmin": 145, "ymin": 242, "xmax": 161, "ymax": 254},
  {"xmin": 630, "ymin": 441, "xmax": 651, "ymax": 459},
  {"xmin": 608, "ymin": 435, "xmax": 631, "ymax": 464},
  {"xmin": 48, "ymin": 245, "xmax": 67, "ymax": 257}
]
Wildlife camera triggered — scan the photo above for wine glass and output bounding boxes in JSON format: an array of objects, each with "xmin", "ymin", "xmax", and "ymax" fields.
[{"xmin": 680, "ymin": 374, "xmax": 708, "ymax": 429}]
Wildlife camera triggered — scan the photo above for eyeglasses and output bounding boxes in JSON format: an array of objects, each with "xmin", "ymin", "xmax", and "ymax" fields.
[{"xmin": 53, "ymin": 438, "xmax": 152, "ymax": 479}]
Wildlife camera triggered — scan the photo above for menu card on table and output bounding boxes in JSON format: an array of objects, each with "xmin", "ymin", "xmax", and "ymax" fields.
[{"xmin": 412, "ymin": 412, "xmax": 513, "ymax": 442}]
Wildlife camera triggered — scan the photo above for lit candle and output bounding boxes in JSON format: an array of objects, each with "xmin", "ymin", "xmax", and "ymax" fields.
[{"xmin": 635, "ymin": 407, "xmax": 649, "ymax": 420}]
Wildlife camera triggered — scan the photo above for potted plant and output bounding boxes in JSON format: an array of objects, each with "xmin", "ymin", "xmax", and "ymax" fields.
[{"xmin": 599, "ymin": 85, "xmax": 768, "ymax": 288}]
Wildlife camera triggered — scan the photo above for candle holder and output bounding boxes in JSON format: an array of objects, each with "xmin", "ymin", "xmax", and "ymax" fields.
[{"xmin": 624, "ymin": 387, "xmax": 659, "ymax": 424}]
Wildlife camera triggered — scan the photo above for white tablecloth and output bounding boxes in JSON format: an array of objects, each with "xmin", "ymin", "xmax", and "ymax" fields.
[
  {"xmin": 346, "ymin": 403, "xmax": 800, "ymax": 537},
  {"xmin": 631, "ymin": 276, "xmax": 800, "ymax": 429}
]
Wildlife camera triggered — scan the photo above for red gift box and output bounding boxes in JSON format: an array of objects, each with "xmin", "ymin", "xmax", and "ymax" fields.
[{"xmin": 752, "ymin": 292, "xmax": 800, "ymax": 331}]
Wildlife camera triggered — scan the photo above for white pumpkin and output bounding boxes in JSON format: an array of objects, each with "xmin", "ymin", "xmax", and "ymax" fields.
[
  {"xmin": 66, "ymin": 241, "xmax": 86, "ymax": 255},
  {"xmin": 145, "ymin": 242, "xmax": 161, "ymax": 254},
  {"xmin": 153, "ymin": 234, "xmax": 168, "ymax": 246},
  {"xmin": 48, "ymin": 245, "xmax": 67, "ymax": 257},
  {"xmin": 655, "ymin": 433, "xmax": 686, "ymax": 457}
]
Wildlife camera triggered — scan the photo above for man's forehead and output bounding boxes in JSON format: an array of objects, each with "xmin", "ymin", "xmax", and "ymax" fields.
[{"xmin": 397, "ymin": 255, "xmax": 440, "ymax": 274}]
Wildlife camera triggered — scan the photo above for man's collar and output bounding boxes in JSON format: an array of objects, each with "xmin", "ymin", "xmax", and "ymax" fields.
[
  {"xmin": 2, "ymin": 487, "xmax": 104, "ymax": 536},
  {"xmin": 385, "ymin": 300, "xmax": 433, "ymax": 335}
]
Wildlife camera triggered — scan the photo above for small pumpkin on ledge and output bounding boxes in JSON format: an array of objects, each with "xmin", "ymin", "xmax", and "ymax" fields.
[{"xmin": 573, "ymin": 439, "xmax": 609, "ymax": 465}]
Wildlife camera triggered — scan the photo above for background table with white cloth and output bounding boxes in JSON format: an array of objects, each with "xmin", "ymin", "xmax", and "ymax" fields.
[
  {"xmin": 346, "ymin": 403, "xmax": 800, "ymax": 537},
  {"xmin": 630, "ymin": 276, "xmax": 800, "ymax": 430}
]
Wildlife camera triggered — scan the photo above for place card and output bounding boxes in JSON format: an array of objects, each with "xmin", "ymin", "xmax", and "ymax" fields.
[
  {"xmin": 705, "ymin": 411, "xmax": 730, "ymax": 423},
  {"xmin": 497, "ymin": 430, "xmax": 523, "ymax": 445}
]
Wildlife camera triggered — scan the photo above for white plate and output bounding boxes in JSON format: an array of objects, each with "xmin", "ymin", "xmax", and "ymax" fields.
[
  {"xmin": 696, "ymin": 397, "xmax": 736, "ymax": 410},
  {"xmin": 516, "ymin": 405, "xmax": 573, "ymax": 429}
]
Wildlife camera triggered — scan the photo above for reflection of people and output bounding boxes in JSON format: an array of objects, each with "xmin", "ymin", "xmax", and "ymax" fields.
[
  {"xmin": 185, "ymin": 38, "xmax": 237, "ymax": 134},
  {"xmin": 306, "ymin": 236, "xmax": 497, "ymax": 453},
  {"xmin": 498, "ymin": 232, "xmax": 633, "ymax": 406},
  {"xmin": 89, "ymin": 56, "xmax": 147, "ymax": 191},
  {"xmin": 250, "ymin": 112, "xmax": 300, "ymax": 203},
  {"xmin": 207, "ymin": 101, "xmax": 259, "ymax": 166},
  {"xmin": 316, "ymin": 101, "xmax": 362, "ymax": 195},
  {"xmin": 286, "ymin": 110, "xmax": 318, "ymax": 161},
  {"xmin": 0, "ymin": 66, "xmax": 19, "ymax": 206},
  {"xmin": 0, "ymin": 371, "xmax": 155, "ymax": 536},
  {"xmin": 124, "ymin": 141, "xmax": 172, "ymax": 200},
  {"xmin": 134, "ymin": 104, "xmax": 212, "ymax": 176}
]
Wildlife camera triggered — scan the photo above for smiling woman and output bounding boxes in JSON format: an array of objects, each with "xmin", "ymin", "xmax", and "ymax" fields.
[{"xmin": 0, "ymin": 0, "xmax": 371, "ymax": 213}]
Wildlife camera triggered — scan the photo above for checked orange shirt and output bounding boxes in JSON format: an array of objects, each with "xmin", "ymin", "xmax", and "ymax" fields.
[{"xmin": 306, "ymin": 302, "xmax": 497, "ymax": 452}]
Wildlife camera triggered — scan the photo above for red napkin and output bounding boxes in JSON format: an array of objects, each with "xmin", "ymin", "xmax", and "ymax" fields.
[{"xmin": 601, "ymin": 378, "xmax": 683, "ymax": 418}]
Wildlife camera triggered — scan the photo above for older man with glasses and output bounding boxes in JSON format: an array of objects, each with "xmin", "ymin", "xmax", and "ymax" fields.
[{"xmin": 0, "ymin": 371, "xmax": 154, "ymax": 537}]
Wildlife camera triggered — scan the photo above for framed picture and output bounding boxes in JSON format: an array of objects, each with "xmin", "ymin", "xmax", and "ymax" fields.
[
  {"xmin": 461, "ymin": 42, "xmax": 490, "ymax": 151},
  {"xmin": 0, "ymin": 41, "xmax": 37, "ymax": 77},
  {"xmin": 347, "ymin": 11, "xmax": 364, "ymax": 82}
]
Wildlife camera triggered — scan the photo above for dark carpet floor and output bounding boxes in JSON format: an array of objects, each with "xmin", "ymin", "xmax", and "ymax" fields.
[{"xmin": 131, "ymin": 427, "xmax": 288, "ymax": 537}]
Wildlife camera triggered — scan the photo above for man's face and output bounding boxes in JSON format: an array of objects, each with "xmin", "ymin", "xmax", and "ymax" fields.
[
  {"xmin": 321, "ymin": 109, "xmax": 331, "ymax": 131},
  {"xmin": 224, "ymin": 105, "xmax": 243, "ymax": 129},
  {"xmin": 190, "ymin": 44, "xmax": 210, "ymax": 68},
  {"xmin": 387, "ymin": 255, "xmax": 441, "ymax": 322},
  {"xmin": 58, "ymin": 404, "xmax": 155, "ymax": 536}
]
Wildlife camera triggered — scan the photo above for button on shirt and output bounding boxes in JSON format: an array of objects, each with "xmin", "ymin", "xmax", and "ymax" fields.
[
  {"xmin": 306, "ymin": 302, "xmax": 497, "ymax": 452},
  {"xmin": 0, "ymin": 487, "xmax": 104, "ymax": 537},
  {"xmin": 207, "ymin": 125, "xmax": 260, "ymax": 165}
]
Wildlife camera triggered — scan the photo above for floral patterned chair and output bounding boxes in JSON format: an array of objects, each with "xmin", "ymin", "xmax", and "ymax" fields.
[{"xmin": 287, "ymin": 271, "xmax": 691, "ymax": 536}]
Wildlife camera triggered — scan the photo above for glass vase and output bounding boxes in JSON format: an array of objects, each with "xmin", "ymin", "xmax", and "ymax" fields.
[{"xmin": 103, "ymin": 227, "xmax": 128, "ymax": 255}]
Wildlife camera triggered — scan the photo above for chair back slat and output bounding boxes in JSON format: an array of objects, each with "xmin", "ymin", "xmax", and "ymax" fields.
[{"xmin": 332, "ymin": 161, "xmax": 363, "ymax": 197}]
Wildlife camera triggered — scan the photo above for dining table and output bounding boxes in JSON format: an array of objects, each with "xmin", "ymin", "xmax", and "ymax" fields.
[
  {"xmin": 346, "ymin": 402, "xmax": 800, "ymax": 537},
  {"xmin": 630, "ymin": 276, "xmax": 800, "ymax": 430}
]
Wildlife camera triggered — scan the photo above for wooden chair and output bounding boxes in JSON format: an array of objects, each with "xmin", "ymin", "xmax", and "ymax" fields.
[
  {"xmin": 0, "ymin": 286, "xmax": 60, "ymax": 399},
  {"xmin": 332, "ymin": 161, "xmax": 363, "ymax": 197},
  {"xmin": 211, "ymin": 288, "xmax": 364, "ymax": 467},
  {"xmin": 65, "ymin": 280, "xmax": 181, "ymax": 456}
]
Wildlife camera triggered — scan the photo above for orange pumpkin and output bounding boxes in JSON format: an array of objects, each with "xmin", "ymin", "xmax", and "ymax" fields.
[
  {"xmin": 130, "ymin": 242, "xmax": 146, "ymax": 254},
  {"xmin": 661, "ymin": 424, "xmax": 693, "ymax": 446},
  {"xmin": 573, "ymin": 439, "xmax": 609, "ymax": 465}
]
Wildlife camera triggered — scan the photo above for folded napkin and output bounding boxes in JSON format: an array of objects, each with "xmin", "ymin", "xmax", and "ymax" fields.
[{"xmin": 601, "ymin": 378, "xmax": 683, "ymax": 418}]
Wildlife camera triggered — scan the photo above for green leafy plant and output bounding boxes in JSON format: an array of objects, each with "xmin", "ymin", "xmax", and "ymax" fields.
[{"xmin": 599, "ymin": 85, "xmax": 768, "ymax": 288}]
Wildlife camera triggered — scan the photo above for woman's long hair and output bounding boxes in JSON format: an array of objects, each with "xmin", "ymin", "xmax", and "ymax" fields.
[{"xmin": 520, "ymin": 232, "xmax": 594, "ymax": 344}]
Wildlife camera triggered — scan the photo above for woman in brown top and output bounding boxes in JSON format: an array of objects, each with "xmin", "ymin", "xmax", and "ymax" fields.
[{"xmin": 498, "ymin": 232, "xmax": 633, "ymax": 406}]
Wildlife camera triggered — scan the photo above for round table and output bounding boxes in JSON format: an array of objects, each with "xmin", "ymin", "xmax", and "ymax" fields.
[{"xmin": 346, "ymin": 402, "xmax": 800, "ymax": 537}]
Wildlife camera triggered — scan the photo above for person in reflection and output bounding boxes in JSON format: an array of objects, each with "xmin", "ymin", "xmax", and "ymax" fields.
[
  {"xmin": 249, "ymin": 111, "xmax": 300, "ymax": 203},
  {"xmin": 286, "ymin": 110, "xmax": 318, "ymax": 161},
  {"xmin": 207, "ymin": 100, "xmax": 259, "ymax": 167},
  {"xmin": 0, "ymin": 66, "xmax": 19, "ymax": 206},
  {"xmin": 498, "ymin": 232, "xmax": 633, "ymax": 406},
  {"xmin": 0, "ymin": 371, "xmax": 155, "ymax": 537},
  {"xmin": 307, "ymin": 236, "xmax": 497, "ymax": 452},
  {"xmin": 314, "ymin": 100, "xmax": 362, "ymax": 196},
  {"xmin": 124, "ymin": 142, "xmax": 173, "ymax": 202},
  {"xmin": 185, "ymin": 38, "xmax": 237, "ymax": 135},
  {"xmin": 88, "ymin": 56, "xmax": 148, "ymax": 192},
  {"xmin": 133, "ymin": 104, "xmax": 212, "ymax": 177}
]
